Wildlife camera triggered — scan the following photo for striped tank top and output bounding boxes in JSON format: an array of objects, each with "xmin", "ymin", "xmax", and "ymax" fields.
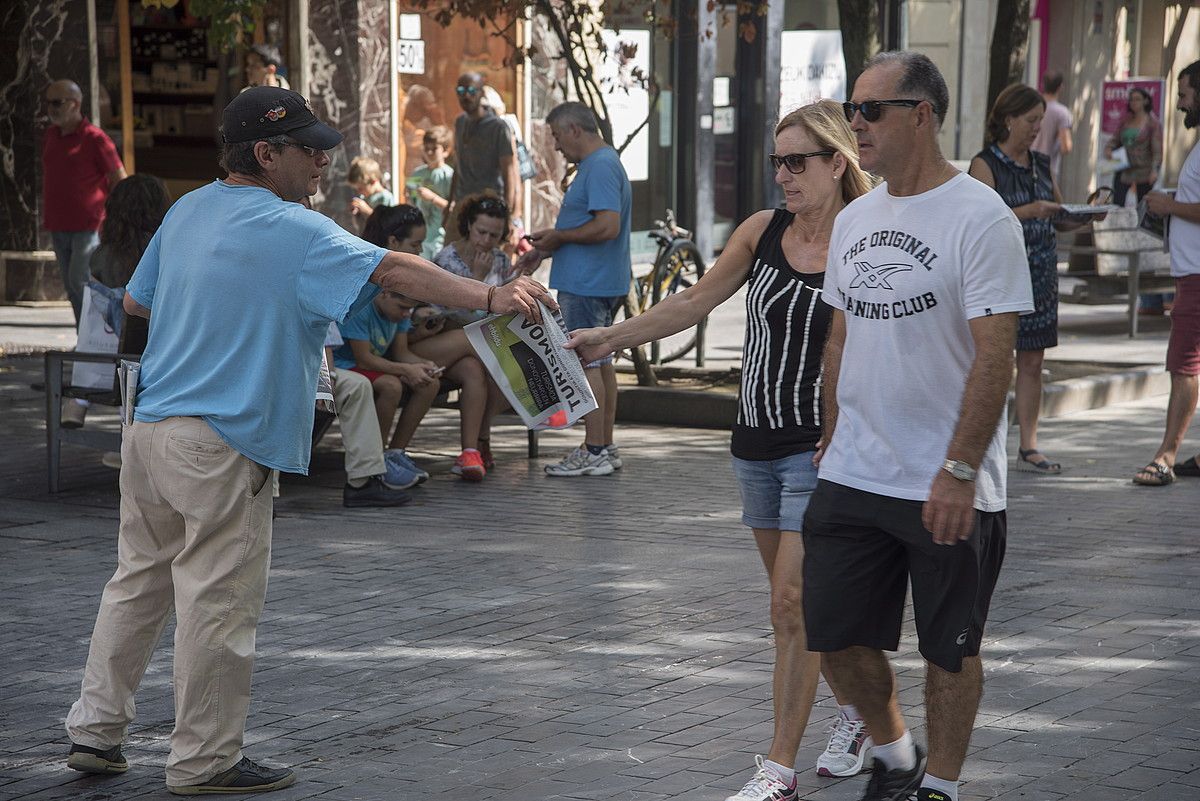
[{"xmin": 730, "ymin": 208, "xmax": 831, "ymax": 461}]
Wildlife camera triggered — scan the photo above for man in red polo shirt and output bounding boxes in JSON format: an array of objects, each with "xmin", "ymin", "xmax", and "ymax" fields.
[{"xmin": 42, "ymin": 79, "xmax": 126, "ymax": 324}]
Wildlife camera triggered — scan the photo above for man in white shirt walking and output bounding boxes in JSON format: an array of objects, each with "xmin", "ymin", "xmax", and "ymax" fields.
[{"xmin": 802, "ymin": 51, "xmax": 1032, "ymax": 801}]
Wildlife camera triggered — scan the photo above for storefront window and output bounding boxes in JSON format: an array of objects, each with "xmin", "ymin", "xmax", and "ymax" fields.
[{"xmin": 395, "ymin": 5, "xmax": 518, "ymax": 192}]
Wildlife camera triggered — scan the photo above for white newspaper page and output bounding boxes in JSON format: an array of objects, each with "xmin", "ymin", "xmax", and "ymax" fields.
[{"xmin": 465, "ymin": 302, "xmax": 597, "ymax": 430}]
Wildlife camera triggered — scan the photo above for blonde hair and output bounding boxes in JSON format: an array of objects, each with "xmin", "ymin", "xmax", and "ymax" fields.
[
  {"xmin": 347, "ymin": 156, "xmax": 382, "ymax": 185},
  {"xmin": 775, "ymin": 99, "xmax": 875, "ymax": 203}
]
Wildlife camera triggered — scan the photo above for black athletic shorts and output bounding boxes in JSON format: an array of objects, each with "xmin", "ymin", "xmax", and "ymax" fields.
[{"xmin": 801, "ymin": 480, "xmax": 1007, "ymax": 673}]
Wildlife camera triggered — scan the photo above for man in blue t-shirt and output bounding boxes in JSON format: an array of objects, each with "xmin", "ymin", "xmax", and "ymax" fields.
[
  {"xmin": 522, "ymin": 101, "xmax": 632, "ymax": 478},
  {"xmin": 63, "ymin": 87, "xmax": 552, "ymax": 795}
]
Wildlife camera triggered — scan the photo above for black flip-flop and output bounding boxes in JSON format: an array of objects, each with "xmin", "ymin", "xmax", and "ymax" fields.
[
  {"xmin": 1175, "ymin": 456, "xmax": 1200, "ymax": 477},
  {"xmin": 1133, "ymin": 462, "xmax": 1175, "ymax": 486},
  {"xmin": 1018, "ymin": 448, "xmax": 1061, "ymax": 474}
]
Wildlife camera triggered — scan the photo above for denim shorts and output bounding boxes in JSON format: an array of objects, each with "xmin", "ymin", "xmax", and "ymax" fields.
[
  {"xmin": 557, "ymin": 290, "xmax": 625, "ymax": 367},
  {"xmin": 730, "ymin": 451, "xmax": 820, "ymax": 532}
]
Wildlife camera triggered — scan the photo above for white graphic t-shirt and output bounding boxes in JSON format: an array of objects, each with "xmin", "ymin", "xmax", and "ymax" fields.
[
  {"xmin": 1169, "ymin": 140, "xmax": 1200, "ymax": 277},
  {"xmin": 820, "ymin": 173, "xmax": 1033, "ymax": 512}
]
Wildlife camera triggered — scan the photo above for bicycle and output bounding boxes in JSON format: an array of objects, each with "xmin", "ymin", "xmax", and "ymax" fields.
[{"xmin": 617, "ymin": 209, "xmax": 707, "ymax": 365}]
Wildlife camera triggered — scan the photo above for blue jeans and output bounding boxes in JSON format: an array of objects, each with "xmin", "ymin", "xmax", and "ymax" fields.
[
  {"xmin": 51, "ymin": 230, "xmax": 100, "ymax": 324},
  {"xmin": 556, "ymin": 290, "xmax": 624, "ymax": 367},
  {"xmin": 730, "ymin": 450, "xmax": 819, "ymax": 532}
]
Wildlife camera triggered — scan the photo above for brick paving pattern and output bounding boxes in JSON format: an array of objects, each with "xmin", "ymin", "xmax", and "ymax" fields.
[{"xmin": 1, "ymin": 354, "xmax": 1198, "ymax": 801}]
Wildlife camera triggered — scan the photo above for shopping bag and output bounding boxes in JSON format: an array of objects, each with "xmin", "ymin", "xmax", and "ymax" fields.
[{"xmin": 71, "ymin": 284, "xmax": 121, "ymax": 390}]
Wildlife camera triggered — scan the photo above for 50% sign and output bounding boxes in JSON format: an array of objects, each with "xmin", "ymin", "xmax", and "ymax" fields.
[{"xmin": 395, "ymin": 39, "xmax": 425, "ymax": 74}]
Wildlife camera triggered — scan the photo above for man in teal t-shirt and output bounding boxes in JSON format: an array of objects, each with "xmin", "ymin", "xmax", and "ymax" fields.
[
  {"xmin": 63, "ymin": 87, "xmax": 553, "ymax": 796},
  {"xmin": 522, "ymin": 101, "xmax": 632, "ymax": 478}
]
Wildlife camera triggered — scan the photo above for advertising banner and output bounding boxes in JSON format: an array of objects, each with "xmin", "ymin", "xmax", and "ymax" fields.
[
  {"xmin": 779, "ymin": 30, "xmax": 847, "ymax": 116},
  {"xmin": 1100, "ymin": 78, "xmax": 1166, "ymax": 135}
]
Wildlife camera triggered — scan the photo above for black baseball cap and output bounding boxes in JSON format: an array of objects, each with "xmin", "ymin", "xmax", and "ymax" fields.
[{"xmin": 221, "ymin": 86, "xmax": 343, "ymax": 150}]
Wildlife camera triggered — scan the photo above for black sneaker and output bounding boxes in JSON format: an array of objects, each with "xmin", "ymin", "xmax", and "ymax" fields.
[
  {"xmin": 859, "ymin": 744, "xmax": 926, "ymax": 801},
  {"xmin": 167, "ymin": 756, "xmax": 295, "ymax": 795},
  {"xmin": 67, "ymin": 742, "xmax": 128, "ymax": 774},
  {"xmin": 916, "ymin": 789, "xmax": 951, "ymax": 801},
  {"xmin": 342, "ymin": 476, "xmax": 412, "ymax": 508}
]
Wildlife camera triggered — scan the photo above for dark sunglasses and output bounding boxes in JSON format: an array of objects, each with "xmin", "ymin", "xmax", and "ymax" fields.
[
  {"xmin": 476, "ymin": 197, "xmax": 509, "ymax": 214},
  {"xmin": 456, "ymin": 85, "xmax": 481, "ymax": 96},
  {"xmin": 769, "ymin": 150, "xmax": 835, "ymax": 175},
  {"xmin": 281, "ymin": 140, "xmax": 321, "ymax": 158},
  {"xmin": 842, "ymin": 98, "xmax": 925, "ymax": 123}
]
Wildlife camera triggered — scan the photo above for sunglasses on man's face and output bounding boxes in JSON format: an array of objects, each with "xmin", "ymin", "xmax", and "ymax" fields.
[
  {"xmin": 456, "ymin": 85, "xmax": 480, "ymax": 97},
  {"xmin": 769, "ymin": 150, "xmax": 835, "ymax": 175},
  {"xmin": 282, "ymin": 141, "xmax": 321, "ymax": 158},
  {"xmin": 842, "ymin": 98, "xmax": 925, "ymax": 123}
]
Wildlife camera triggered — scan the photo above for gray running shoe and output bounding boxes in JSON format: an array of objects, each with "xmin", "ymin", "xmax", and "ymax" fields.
[{"xmin": 545, "ymin": 446, "xmax": 614, "ymax": 477}]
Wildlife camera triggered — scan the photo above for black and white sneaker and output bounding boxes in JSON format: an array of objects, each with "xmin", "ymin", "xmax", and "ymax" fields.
[
  {"xmin": 67, "ymin": 742, "xmax": 128, "ymax": 774},
  {"xmin": 859, "ymin": 744, "xmax": 926, "ymax": 801},
  {"xmin": 167, "ymin": 756, "xmax": 295, "ymax": 795}
]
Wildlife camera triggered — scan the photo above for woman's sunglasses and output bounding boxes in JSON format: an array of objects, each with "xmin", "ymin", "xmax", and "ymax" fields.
[
  {"xmin": 769, "ymin": 150, "xmax": 835, "ymax": 175},
  {"xmin": 841, "ymin": 98, "xmax": 925, "ymax": 123}
]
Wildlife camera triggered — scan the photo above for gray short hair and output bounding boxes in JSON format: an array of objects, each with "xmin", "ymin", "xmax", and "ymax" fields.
[
  {"xmin": 219, "ymin": 134, "xmax": 290, "ymax": 177},
  {"xmin": 864, "ymin": 50, "xmax": 950, "ymax": 127},
  {"xmin": 546, "ymin": 101, "xmax": 599, "ymax": 135}
]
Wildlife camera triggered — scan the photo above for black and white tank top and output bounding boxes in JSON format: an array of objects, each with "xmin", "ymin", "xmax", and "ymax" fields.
[{"xmin": 730, "ymin": 209, "xmax": 831, "ymax": 461}]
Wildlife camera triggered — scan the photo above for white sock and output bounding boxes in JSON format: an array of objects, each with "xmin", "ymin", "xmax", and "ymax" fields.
[
  {"xmin": 920, "ymin": 774, "xmax": 958, "ymax": 801},
  {"xmin": 838, "ymin": 703, "xmax": 861, "ymax": 720},
  {"xmin": 762, "ymin": 759, "xmax": 794, "ymax": 785},
  {"xmin": 872, "ymin": 730, "xmax": 916, "ymax": 772}
]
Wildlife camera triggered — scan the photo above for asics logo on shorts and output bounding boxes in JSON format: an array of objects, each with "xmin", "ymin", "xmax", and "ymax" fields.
[{"xmin": 955, "ymin": 629, "xmax": 969, "ymax": 646}]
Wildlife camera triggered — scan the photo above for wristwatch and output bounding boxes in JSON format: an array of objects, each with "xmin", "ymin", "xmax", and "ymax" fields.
[{"xmin": 942, "ymin": 459, "xmax": 977, "ymax": 482}]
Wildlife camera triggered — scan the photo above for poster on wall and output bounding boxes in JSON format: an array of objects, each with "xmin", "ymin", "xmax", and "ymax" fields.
[
  {"xmin": 600, "ymin": 29, "xmax": 650, "ymax": 182},
  {"xmin": 779, "ymin": 30, "xmax": 847, "ymax": 117},
  {"xmin": 1100, "ymin": 78, "xmax": 1166, "ymax": 135}
]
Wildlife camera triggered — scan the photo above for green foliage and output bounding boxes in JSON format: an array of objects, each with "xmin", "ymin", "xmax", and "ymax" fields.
[{"xmin": 186, "ymin": 0, "xmax": 267, "ymax": 52}]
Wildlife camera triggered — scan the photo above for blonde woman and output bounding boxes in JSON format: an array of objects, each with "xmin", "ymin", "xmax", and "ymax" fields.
[{"xmin": 567, "ymin": 100, "xmax": 895, "ymax": 801}]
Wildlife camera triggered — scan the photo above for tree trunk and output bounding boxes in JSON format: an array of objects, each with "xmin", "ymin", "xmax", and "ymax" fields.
[
  {"xmin": 623, "ymin": 293, "xmax": 657, "ymax": 387},
  {"xmin": 987, "ymin": 0, "xmax": 1031, "ymax": 127},
  {"xmin": 838, "ymin": 0, "xmax": 879, "ymax": 95}
]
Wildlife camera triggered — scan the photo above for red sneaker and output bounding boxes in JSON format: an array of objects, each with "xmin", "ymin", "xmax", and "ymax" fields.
[
  {"xmin": 477, "ymin": 439, "xmax": 495, "ymax": 470},
  {"xmin": 452, "ymin": 448, "xmax": 486, "ymax": 481}
]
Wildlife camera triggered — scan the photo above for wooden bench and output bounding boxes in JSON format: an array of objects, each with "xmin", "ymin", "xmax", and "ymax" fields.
[
  {"xmin": 45, "ymin": 352, "xmax": 540, "ymax": 493},
  {"xmin": 1058, "ymin": 207, "xmax": 1174, "ymax": 338}
]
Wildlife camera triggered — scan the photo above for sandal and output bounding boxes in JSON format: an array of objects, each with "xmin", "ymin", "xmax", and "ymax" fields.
[
  {"xmin": 1133, "ymin": 462, "xmax": 1176, "ymax": 486},
  {"xmin": 1018, "ymin": 448, "xmax": 1061, "ymax": 474},
  {"xmin": 1174, "ymin": 456, "xmax": 1200, "ymax": 478}
]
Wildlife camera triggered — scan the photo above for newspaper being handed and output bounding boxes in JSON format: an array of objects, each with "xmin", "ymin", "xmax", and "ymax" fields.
[
  {"xmin": 465, "ymin": 301, "xmax": 597, "ymax": 430},
  {"xmin": 1138, "ymin": 190, "xmax": 1174, "ymax": 251}
]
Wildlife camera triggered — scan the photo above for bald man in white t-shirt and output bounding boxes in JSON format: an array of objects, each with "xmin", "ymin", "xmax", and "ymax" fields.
[{"xmin": 802, "ymin": 51, "xmax": 1031, "ymax": 801}]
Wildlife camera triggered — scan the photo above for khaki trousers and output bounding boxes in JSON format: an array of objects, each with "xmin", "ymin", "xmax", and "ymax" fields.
[
  {"xmin": 65, "ymin": 417, "xmax": 273, "ymax": 786},
  {"xmin": 333, "ymin": 367, "xmax": 386, "ymax": 481}
]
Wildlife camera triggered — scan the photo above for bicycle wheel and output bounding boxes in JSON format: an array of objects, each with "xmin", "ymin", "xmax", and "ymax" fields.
[{"xmin": 648, "ymin": 240, "xmax": 706, "ymax": 363}]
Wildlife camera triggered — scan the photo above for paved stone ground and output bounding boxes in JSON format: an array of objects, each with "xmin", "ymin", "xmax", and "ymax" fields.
[{"xmin": 1, "ymin": 353, "xmax": 1198, "ymax": 801}]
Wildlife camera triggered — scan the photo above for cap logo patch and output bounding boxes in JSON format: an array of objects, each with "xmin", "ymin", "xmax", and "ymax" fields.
[{"xmin": 265, "ymin": 105, "xmax": 287, "ymax": 122}]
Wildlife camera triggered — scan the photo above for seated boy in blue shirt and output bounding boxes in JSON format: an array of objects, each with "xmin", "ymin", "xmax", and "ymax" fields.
[{"xmin": 334, "ymin": 290, "xmax": 448, "ymax": 478}]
